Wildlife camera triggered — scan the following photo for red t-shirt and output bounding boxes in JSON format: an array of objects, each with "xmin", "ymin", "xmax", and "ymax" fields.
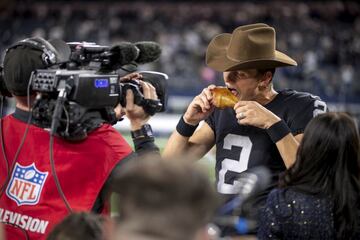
[{"xmin": 0, "ymin": 113, "xmax": 132, "ymax": 239}]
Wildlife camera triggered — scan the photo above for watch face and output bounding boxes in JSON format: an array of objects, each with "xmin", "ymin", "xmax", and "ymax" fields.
[
  {"xmin": 144, "ymin": 124, "xmax": 153, "ymax": 137},
  {"xmin": 131, "ymin": 124, "xmax": 153, "ymax": 139}
]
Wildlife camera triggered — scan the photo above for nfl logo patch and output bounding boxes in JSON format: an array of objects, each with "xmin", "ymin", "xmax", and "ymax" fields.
[{"xmin": 6, "ymin": 163, "xmax": 48, "ymax": 206}]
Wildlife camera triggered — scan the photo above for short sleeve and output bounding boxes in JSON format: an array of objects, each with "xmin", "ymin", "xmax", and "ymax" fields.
[
  {"xmin": 205, "ymin": 112, "xmax": 216, "ymax": 131},
  {"xmin": 288, "ymin": 95, "xmax": 327, "ymax": 135}
]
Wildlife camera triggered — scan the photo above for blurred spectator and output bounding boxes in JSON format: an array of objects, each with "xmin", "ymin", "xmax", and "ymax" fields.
[
  {"xmin": 47, "ymin": 212, "xmax": 113, "ymax": 240},
  {"xmin": 111, "ymin": 158, "xmax": 219, "ymax": 240},
  {"xmin": 258, "ymin": 112, "xmax": 360, "ymax": 239}
]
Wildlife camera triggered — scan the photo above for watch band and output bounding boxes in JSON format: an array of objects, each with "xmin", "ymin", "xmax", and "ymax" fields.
[{"xmin": 131, "ymin": 124, "xmax": 154, "ymax": 139}]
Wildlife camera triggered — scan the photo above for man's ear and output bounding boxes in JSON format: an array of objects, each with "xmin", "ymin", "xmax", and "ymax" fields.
[{"xmin": 258, "ymin": 71, "xmax": 273, "ymax": 89}]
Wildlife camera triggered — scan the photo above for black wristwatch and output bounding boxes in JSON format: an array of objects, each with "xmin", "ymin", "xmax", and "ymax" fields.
[{"xmin": 131, "ymin": 124, "xmax": 154, "ymax": 139}]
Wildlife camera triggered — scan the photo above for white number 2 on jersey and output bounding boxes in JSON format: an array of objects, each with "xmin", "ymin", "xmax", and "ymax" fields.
[{"xmin": 218, "ymin": 134, "xmax": 253, "ymax": 194}]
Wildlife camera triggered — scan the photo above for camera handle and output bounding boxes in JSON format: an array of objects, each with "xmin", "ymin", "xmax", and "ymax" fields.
[
  {"xmin": 50, "ymin": 78, "xmax": 74, "ymax": 135},
  {"xmin": 120, "ymin": 81, "xmax": 162, "ymax": 116},
  {"xmin": 140, "ymin": 98, "xmax": 162, "ymax": 116}
]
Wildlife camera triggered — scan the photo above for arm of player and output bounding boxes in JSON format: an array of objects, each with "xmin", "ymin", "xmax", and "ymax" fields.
[
  {"xmin": 274, "ymin": 133, "xmax": 302, "ymax": 168},
  {"xmin": 163, "ymin": 85, "xmax": 216, "ymax": 161},
  {"xmin": 163, "ymin": 122, "xmax": 215, "ymax": 162},
  {"xmin": 234, "ymin": 101, "xmax": 301, "ymax": 168}
]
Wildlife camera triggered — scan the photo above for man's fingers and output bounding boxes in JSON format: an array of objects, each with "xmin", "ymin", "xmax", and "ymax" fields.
[
  {"xmin": 203, "ymin": 86, "xmax": 215, "ymax": 101},
  {"xmin": 207, "ymin": 84, "xmax": 216, "ymax": 90},
  {"xmin": 199, "ymin": 93, "xmax": 211, "ymax": 110},
  {"xmin": 146, "ymin": 82, "xmax": 157, "ymax": 99},
  {"xmin": 194, "ymin": 95, "xmax": 211, "ymax": 113},
  {"xmin": 140, "ymin": 81, "xmax": 150, "ymax": 99},
  {"xmin": 119, "ymin": 72, "xmax": 143, "ymax": 82},
  {"xmin": 234, "ymin": 106, "xmax": 248, "ymax": 115},
  {"xmin": 237, "ymin": 118, "xmax": 250, "ymax": 125},
  {"xmin": 139, "ymin": 81, "xmax": 157, "ymax": 100},
  {"xmin": 234, "ymin": 100, "xmax": 253, "ymax": 109},
  {"xmin": 236, "ymin": 111, "xmax": 246, "ymax": 120},
  {"xmin": 236, "ymin": 108, "xmax": 252, "ymax": 119},
  {"xmin": 125, "ymin": 89, "xmax": 135, "ymax": 109},
  {"xmin": 114, "ymin": 104, "xmax": 124, "ymax": 120}
]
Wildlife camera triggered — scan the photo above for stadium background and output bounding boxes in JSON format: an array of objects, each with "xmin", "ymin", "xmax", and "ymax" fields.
[{"xmin": 0, "ymin": 0, "xmax": 359, "ymax": 183}]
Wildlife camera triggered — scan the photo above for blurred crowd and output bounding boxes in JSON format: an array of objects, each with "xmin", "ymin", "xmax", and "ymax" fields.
[{"xmin": 0, "ymin": 1, "xmax": 359, "ymax": 103}]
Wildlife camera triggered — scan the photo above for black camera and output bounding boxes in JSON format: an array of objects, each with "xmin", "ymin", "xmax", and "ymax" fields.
[{"xmin": 0, "ymin": 39, "xmax": 167, "ymax": 140}]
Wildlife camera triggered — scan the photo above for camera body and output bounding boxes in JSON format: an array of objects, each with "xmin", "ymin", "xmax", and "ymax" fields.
[
  {"xmin": 1, "ymin": 39, "xmax": 166, "ymax": 140},
  {"xmin": 32, "ymin": 69, "xmax": 121, "ymax": 108}
]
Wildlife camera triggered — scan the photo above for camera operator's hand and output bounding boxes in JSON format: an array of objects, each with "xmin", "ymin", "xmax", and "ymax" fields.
[
  {"xmin": 125, "ymin": 80, "xmax": 158, "ymax": 130},
  {"xmin": 114, "ymin": 72, "xmax": 145, "ymax": 121},
  {"xmin": 119, "ymin": 72, "xmax": 143, "ymax": 82}
]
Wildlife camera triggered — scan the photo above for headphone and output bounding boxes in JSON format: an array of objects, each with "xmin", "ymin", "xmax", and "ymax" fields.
[
  {"xmin": 0, "ymin": 65, "xmax": 11, "ymax": 97},
  {"xmin": 7, "ymin": 37, "xmax": 59, "ymax": 66},
  {"xmin": 0, "ymin": 37, "xmax": 60, "ymax": 97}
]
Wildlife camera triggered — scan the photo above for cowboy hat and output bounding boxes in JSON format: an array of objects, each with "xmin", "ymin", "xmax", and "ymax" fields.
[{"xmin": 206, "ymin": 23, "xmax": 297, "ymax": 72}]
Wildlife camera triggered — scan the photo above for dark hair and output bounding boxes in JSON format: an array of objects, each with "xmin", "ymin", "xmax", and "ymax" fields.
[
  {"xmin": 257, "ymin": 68, "xmax": 276, "ymax": 87},
  {"xmin": 112, "ymin": 158, "xmax": 219, "ymax": 240},
  {"xmin": 280, "ymin": 112, "xmax": 360, "ymax": 239},
  {"xmin": 47, "ymin": 212, "xmax": 109, "ymax": 240},
  {"xmin": 3, "ymin": 46, "xmax": 45, "ymax": 96},
  {"xmin": 257, "ymin": 68, "xmax": 275, "ymax": 77}
]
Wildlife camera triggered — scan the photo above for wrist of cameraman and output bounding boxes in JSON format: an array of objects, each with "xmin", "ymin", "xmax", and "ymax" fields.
[
  {"xmin": 133, "ymin": 136, "xmax": 159, "ymax": 155},
  {"xmin": 131, "ymin": 124, "xmax": 160, "ymax": 155},
  {"xmin": 130, "ymin": 119, "xmax": 150, "ymax": 131}
]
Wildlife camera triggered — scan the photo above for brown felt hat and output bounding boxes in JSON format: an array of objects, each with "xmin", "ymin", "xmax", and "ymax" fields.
[{"xmin": 206, "ymin": 23, "xmax": 297, "ymax": 72}]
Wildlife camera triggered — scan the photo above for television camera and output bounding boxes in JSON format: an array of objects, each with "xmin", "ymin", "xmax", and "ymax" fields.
[{"xmin": 1, "ymin": 39, "xmax": 167, "ymax": 141}]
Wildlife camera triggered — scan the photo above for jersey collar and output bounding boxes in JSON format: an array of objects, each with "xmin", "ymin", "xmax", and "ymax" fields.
[{"xmin": 12, "ymin": 107, "xmax": 31, "ymax": 123}]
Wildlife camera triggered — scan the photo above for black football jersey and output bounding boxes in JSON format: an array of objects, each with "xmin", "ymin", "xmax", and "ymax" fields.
[{"xmin": 205, "ymin": 89, "xmax": 327, "ymax": 205}]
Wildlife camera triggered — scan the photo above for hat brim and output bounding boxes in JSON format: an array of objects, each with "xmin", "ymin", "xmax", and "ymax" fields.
[{"xmin": 206, "ymin": 33, "xmax": 297, "ymax": 72}]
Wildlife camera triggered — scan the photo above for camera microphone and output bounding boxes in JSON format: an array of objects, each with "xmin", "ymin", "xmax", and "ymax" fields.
[
  {"xmin": 235, "ymin": 166, "xmax": 271, "ymax": 199},
  {"xmin": 218, "ymin": 166, "xmax": 271, "ymax": 215},
  {"xmin": 213, "ymin": 216, "xmax": 258, "ymax": 235},
  {"xmin": 108, "ymin": 42, "xmax": 140, "ymax": 68},
  {"xmin": 134, "ymin": 41, "xmax": 162, "ymax": 64},
  {"xmin": 107, "ymin": 41, "xmax": 161, "ymax": 69},
  {"xmin": 215, "ymin": 166, "xmax": 271, "ymax": 235}
]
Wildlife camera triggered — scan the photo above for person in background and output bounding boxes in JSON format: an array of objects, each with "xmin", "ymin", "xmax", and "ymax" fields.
[
  {"xmin": 112, "ymin": 157, "xmax": 220, "ymax": 240},
  {"xmin": 47, "ymin": 212, "xmax": 112, "ymax": 240},
  {"xmin": 258, "ymin": 112, "xmax": 360, "ymax": 239}
]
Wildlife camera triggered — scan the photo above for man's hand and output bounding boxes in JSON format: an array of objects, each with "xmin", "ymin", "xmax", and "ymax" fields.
[
  {"xmin": 125, "ymin": 80, "xmax": 158, "ymax": 130},
  {"xmin": 183, "ymin": 85, "xmax": 216, "ymax": 125},
  {"xmin": 119, "ymin": 72, "xmax": 143, "ymax": 82},
  {"xmin": 234, "ymin": 101, "xmax": 281, "ymax": 129},
  {"xmin": 114, "ymin": 72, "xmax": 158, "ymax": 130},
  {"xmin": 114, "ymin": 72, "xmax": 144, "ymax": 120}
]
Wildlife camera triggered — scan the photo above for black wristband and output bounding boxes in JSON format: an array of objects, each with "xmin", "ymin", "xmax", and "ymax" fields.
[
  {"xmin": 133, "ymin": 136, "xmax": 159, "ymax": 154},
  {"xmin": 266, "ymin": 120, "xmax": 291, "ymax": 143},
  {"xmin": 176, "ymin": 116, "xmax": 199, "ymax": 137},
  {"xmin": 131, "ymin": 124, "xmax": 154, "ymax": 140}
]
